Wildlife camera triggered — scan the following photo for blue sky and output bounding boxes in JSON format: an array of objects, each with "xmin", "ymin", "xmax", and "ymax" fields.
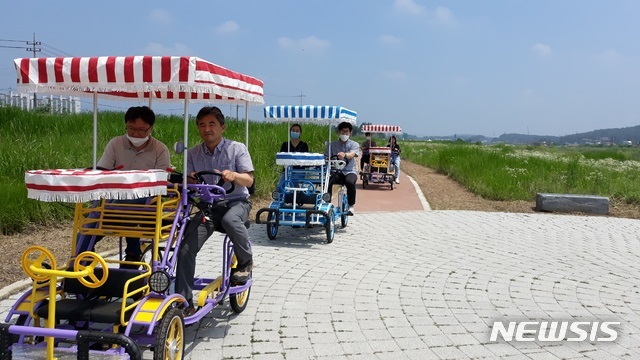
[{"xmin": 1, "ymin": 0, "xmax": 639, "ymax": 137}]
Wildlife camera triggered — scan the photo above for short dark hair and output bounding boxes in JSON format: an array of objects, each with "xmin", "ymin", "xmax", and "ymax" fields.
[
  {"xmin": 365, "ymin": 132, "xmax": 371, "ymax": 136},
  {"xmin": 337, "ymin": 121, "xmax": 353, "ymax": 132},
  {"xmin": 124, "ymin": 106, "xmax": 156, "ymax": 126},
  {"xmin": 290, "ymin": 123, "xmax": 302, "ymax": 132},
  {"xmin": 196, "ymin": 106, "xmax": 225, "ymax": 125}
]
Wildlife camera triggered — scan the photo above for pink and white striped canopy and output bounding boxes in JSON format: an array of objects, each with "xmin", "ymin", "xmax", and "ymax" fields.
[
  {"xmin": 14, "ymin": 56, "xmax": 264, "ymax": 104},
  {"xmin": 361, "ymin": 124, "xmax": 402, "ymax": 134}
]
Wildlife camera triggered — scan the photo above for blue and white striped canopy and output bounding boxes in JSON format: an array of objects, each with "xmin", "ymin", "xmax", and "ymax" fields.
[{"xmin": 264, "ymin": 105, "xmax": 357, "ymax": 124}]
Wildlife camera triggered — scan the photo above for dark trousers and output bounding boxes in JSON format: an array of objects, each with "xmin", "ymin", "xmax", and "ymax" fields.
[
  {"xmin": 328, "ymin": 172, "xmax": 357, "ymax": 206},
  {"xmin": 175, "ymin": 199, "xmax": 252, "ymax": 302},
  {"xmin": 360, "ymin": 154, "xmax": 371, "ymax": 170}
]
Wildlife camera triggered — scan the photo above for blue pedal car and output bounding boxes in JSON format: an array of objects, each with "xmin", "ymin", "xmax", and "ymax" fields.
[{"xmin": 255, "ymin": 105, "xmax": 357, "ymax": 243}]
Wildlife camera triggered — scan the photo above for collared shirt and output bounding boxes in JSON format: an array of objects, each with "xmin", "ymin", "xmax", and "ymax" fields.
[
  {"xmin": 187, "ymin": 138, "xmax": 254, "ymax": 200},
  {"xmin": 325, "ymin": 139, "xmax": 360, "ymax": 175},
  {"xmin": 97, "ymin": 135, "xmax": 170, "ymax": 170}
]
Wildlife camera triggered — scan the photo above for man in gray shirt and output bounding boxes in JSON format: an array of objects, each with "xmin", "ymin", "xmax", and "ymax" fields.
[
  {"xmin": 175, "ymin": 106, "xmax": 254, "ymax": 316},
  {"xmin": 325, "ymin": 121, "xmax": 360, "ymax": 215}
]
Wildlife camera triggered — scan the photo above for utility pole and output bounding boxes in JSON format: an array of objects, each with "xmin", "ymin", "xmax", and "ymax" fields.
[
  {"xmin": 26, "ymin": 33, "xmax": 41, "ymax": 109},
  {"xmin": 296, "ymin": 91, "xmax": 305, "ymax": 105}
]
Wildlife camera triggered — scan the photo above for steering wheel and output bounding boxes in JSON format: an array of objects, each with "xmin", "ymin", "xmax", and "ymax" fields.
[
  {"xmin": 74, "ymin": 251, "xmax": 109, "ymax": 288},
  {"xmin": 21, "ymin": 246, "xmax": 57, "ymax": 282},
  {"xmin": 329, "ymin": 155, "xmax": 347, "ymax": 170},
  {"xmin": 301, "ymin": 181, "xmax": 316, "ymax": 196},
  {"xmin": 280, "ymin": 180, "xmax": 295, "ymax": 194},
  {"xmin": 194, "ymin": 170, "xmax": 235, "ymax": 194}
]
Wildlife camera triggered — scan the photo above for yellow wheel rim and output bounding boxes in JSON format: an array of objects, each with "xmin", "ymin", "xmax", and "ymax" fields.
[
  {"xmin": 164, "ymin": 315, "xmax": 184, "ymax": 360},
  {"xmin": 236, "ymin": 288, "xmax": 249, "ymax": 307}
]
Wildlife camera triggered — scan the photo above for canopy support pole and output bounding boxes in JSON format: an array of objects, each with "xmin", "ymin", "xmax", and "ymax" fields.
[
  {"xmin": 182, "ymin": 97, "xmax": 189, "ymax": 192},
  {"xmin": 92, "ymin": 91, "xmax": 98, "ymax": 169},
  {"xmin": 244, "ymin": 101, "xmax": 249, "ymax": 147}
]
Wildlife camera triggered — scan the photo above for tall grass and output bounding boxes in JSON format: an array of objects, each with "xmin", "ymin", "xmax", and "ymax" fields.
[
  {"xmin": 0, "ymin": 107, "xmax": 335, "ymax": 234},
  {"xmin": 402, "ymin": 142, "xmax": 640, "ymax": 203}
]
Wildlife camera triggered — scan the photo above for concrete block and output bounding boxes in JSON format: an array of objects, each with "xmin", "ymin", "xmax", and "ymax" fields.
[{"xmin": 535, "ymin": 193, "xmax": 609, "ymax": 214}]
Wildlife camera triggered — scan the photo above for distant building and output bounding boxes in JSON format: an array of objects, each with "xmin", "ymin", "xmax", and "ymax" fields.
[{"xmin": 0, "ymin": 92, "xmax": 81, "ymax": 114}]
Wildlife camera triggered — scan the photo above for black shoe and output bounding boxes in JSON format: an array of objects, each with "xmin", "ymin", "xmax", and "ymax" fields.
[
  {"xmin": 179, "ymin": 301, "xmax": 197, "ymax": 317},
  {"xmin": 183, "ymin": 305, "xmax": 197, "ymax": 317},
  {"xmin": 231, "ymin": 262, "xmax": 253, "ymax": 285}
]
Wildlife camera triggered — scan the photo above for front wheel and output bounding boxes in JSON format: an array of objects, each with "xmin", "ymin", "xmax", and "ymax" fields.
[
  {"xmin": 154, "ymin": 307, "xmax": 185, "ymax": 360},
  {"xmin": 266, "ymin": 212, "xmax": 278, "ymax": 240},
  {"xmin": 230, "ymin": 286, "xmax": 251, "ymax": 313},
  {"xmin": 340, "ymin": 196, "xmax": 349, "ymax": 228},
  {"xmin": 326, "ymin": 209, "xmax": 335, "ymax": 244}
]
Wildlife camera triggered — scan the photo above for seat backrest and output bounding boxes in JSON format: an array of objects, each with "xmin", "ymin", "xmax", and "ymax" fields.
[{"xmin": 63, "ymin": 268, "xmax": 147, "ymax": 300}]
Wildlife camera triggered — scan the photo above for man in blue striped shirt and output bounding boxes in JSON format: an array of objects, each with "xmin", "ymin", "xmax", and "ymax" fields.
[{"xmin": 175, "ymin": 106, "xmax": 254, "ymax": 316}]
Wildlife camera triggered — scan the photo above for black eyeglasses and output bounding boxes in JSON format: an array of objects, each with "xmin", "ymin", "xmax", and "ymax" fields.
[{"xmin": 125, "ymin": 125, "xmax": 152, "ymax": 135}]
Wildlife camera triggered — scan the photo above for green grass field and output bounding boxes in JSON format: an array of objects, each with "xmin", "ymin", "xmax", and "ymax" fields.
[{"xmin": 401, "ymin": 141, "xmax": 640, "ymax": 203}]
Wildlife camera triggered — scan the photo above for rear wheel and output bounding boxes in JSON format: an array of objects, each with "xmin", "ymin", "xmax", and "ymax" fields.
[
  {"xmin": 230, "ymin": 286, "xmax": 251, "ymax": 313},
  {"xmin": 266, "ymin": 212, "xmax": 278, "ymax": 240},
  {"xmin": 326, "ymin": 209, "xmax": 335, "ymax": 243},
  {"xmin": 154, "ymin": 308, "xmax": 184, "ymax": 360}
]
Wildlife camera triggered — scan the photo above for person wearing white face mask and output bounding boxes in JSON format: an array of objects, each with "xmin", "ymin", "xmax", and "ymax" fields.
[
  {"xmin": 325, "ymin": 121, "xmax": 360, "ymax": 215},
  {"xmin": 76, "ymin": 106, "xmax": 170, "ymax": 267},
  {"xmin": 98, "ymin": 106, "xmax": 170, "ymax": 170}
]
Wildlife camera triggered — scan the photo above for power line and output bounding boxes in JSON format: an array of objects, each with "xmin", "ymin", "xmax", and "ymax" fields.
[
  {"xmin": 41, "ymin": 42, "xmax": 73, "ymax": 57},
  {"xmin": 0, "ymin": 38, "xmax": 28, "ymax": 43}
]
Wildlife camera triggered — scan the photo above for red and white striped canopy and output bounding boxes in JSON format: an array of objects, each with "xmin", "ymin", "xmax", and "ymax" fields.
[
  {"xmin": 361, "ymin": 124, "xmax": 402, "ymax": 134},
  {"xmin": 14, "ymin": 56, "xmax": 264, "ymax": 104}
]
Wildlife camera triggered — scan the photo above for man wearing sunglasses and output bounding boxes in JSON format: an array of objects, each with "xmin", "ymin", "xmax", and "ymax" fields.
[{"xmin": 76, "ymin": 106, "xmax": 170, "ymax": 265}]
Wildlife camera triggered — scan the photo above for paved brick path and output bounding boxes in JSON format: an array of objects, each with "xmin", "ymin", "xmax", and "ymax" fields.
[{"xmin": 2, "ymin": 178, "xmax": 639, "ymax": 359}]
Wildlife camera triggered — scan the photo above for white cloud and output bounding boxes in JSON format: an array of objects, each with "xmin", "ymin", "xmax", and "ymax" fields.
[
  {"xmin": 381, "ymin": 70, "xmax": 406, "ymax": 80},
  {"xmin": 379, "ymin": 35, "xmax": 403, "ymax": 44},
  {"xmin": 277, "ymin": 36, "xmax": 330, "ymax": 52},
  {"xmin": 432, "ymin": 6, "xmax": 456, "ymax": 26},
  {"xmin": 595, "ymin": 49, "xmax": 625, "ymax": 66},
  {"xmin": 216, "ymin": 21, "xmax": 239, "ymax": 34},
  {"xmin": 393, "ymin": 0, "xmax": 425, "ymax": 15},
  {"xmin": 149, "ymin": 9, "xmax": 173, "ymax": 24},
  {"xmin": 142, "ymin": 42, "xmax": 193, "ymax": 56},
  {"xmin": 393, "ymin": 2, "xmax": 457, "ymax": 27},
  {"xmin": 531, "ymin": 43, "xmax": 551, "ymax": 57}
]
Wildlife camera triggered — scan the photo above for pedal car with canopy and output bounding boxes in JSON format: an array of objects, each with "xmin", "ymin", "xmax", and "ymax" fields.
[
  {"xmin": 254, "ymin": 105, "xmax": 357, "ymax": 243},
  {"xmin": 1, "ymin": 55, "xmax": 263, "ymax": 360},
  {"xmin": 359, "ymin": 124, "xmax": 402, "ymax": 190}
]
